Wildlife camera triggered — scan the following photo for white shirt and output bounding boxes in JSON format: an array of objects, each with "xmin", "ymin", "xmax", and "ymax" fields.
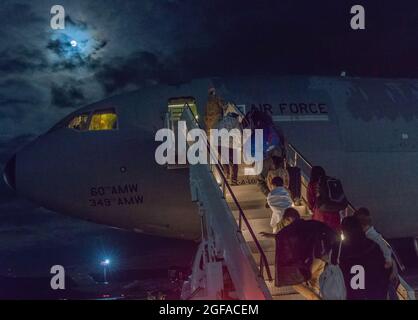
[
  {"xmin": 365, "ymin": 226, "xmax": 393, "ymax": 264},
  {"xmin": 267, "ymin": 187, "xmax": 293, "ymax": 232}
]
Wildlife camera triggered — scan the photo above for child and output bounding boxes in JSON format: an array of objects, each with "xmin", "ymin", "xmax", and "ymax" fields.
[{"xmin": 267, "ymin": 177, "xmax": 293, "ymax": 233}]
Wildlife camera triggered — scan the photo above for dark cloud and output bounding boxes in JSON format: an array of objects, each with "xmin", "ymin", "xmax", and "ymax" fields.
[
  {"xmin": 0, "ymin": 2, "xmax": 43, "ymax": 31},
  {"xmin": 65, "ymin": 15, "xmax": 88, "ymax": 31},
  {"xmin": 51, "ymin": 81, "xmax": 86, "ymax": 109},
  {"xmin": 0, "ymin": 79, "xmax": 44, "ymax": 121},
  {"xmin": 0, "ymin": 79, "xmax": 42, "ymax": 105},
  {"xmin": 95, "ymin": 51, "xmax": 164, "ymax": 94},
  {"xmin": 0, "ymin": 46, "xmax": 47, "ymax": 74}
]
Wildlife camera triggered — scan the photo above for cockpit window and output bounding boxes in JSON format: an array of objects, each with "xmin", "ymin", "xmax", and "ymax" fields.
[
  {"xmin": 89, "ymin": 109, "xmax": 118, "ymax": 131},
  {"xmin": 67, "ymin": 113, "xmax": 89, "ymax": 131}
]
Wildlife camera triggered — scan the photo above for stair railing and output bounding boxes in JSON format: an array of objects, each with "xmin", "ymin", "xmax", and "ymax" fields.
[{"xmin": 181, "ymin": 104, "xmax": 273, "ymax": 281}]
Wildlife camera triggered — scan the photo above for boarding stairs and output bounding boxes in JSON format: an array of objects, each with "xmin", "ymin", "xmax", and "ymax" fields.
[{"xmin": 167, "ymin": 100, "xmax": 415, "ymax": 300}]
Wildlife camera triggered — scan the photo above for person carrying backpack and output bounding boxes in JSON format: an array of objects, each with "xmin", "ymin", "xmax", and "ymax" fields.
[{"xmin": 307, "ymin": 166, "xmax": 348, "ymax": 231}]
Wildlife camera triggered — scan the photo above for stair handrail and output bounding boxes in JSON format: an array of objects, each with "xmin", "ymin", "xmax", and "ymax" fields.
[
  {"xmin": 287, "ymin": 143, "xmax": 356, "ymax": 214},
  {"xmin": 222, "ymin": 102, "xmax": 412, "ymax": 298},
  {"xmin": 181, "ymin": 104, "xmax": 273, "ymax": 282},
  {"xmin": 287, "ymin": 143, "xmax": 410, "ymax": 293}
]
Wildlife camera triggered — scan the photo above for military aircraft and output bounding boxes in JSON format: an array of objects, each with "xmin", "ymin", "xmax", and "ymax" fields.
[{"xmin": 3, "ymin": 76, "xmax": 418, "ymax": 242}]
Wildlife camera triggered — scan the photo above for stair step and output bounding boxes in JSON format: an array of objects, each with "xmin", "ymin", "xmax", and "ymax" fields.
[
  {"xmin": 227, "ymin": 198, "xmax": 266, "ymax": 211},
  {"xmin": 218, "ymin": 170, "xmax": 318, "ymax": 300},
  {"xmin": 266, "ymin": 280, "xmax": 299, "ymax": 296},
  {"xmin": 232, "ymin": 208, "xmax": 271, "ymax": 220},
  {"xmin": 252, "ymin": 251, "xmax": 275, "ymax": 266},
  {"xmin": 240, "ymin": 217, "xmax": 271, "ymax": 233},
  {"xmin": 229, "ymin": 184, "xmax": 264, "ymax": 197},
  {"xmin": 224, "ymin": 184, "xmax": 266, "ymax": 210},
  {"xmin": 246, "ymin": 238, "xmax": 276, "ymax": 254},
  {"xmin": 273, "ymin": 293, "xmax": 306, "ymax": 300},
  {"xmin": 213, "ymin": 172, "xmax": 258, "ymax": 186},
  {"xmin": 228, "ymin": 184, "xmax": 258, "ymax": 192},
  {"xmin": 241, "ymin": 228, "xmax": 276, "ymax": 244},
  {"xmin": 226, "ymin": 191, "xmax": 265, "ymax": 203}
]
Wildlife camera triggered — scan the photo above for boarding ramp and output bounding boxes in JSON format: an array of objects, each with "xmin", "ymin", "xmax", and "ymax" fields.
[
  {"xmin": 176, "ymin": 103, "xmax": 315, "ymax": 299},
  {"xmin": 170, "ymin": 101, "xmax": 415, "ymax": 300}
]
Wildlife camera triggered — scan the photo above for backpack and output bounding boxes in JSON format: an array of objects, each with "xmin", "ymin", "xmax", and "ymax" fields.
[
  {"xmin": 263, "ymin": 126, "xmax": 282, "ymax": 157},
  {"xmin": 318, "ymin": 176, "xmax": 348, "ymax": 212},
  {"xmin": 319, "ymin": 241, "xmax": 347, "ymax": 300}
]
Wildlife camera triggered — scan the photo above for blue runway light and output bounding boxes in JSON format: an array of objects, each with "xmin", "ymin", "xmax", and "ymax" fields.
[
  {"xmin": 101, "ymin": 259, "xmax": 110, "ymax": 266},
  {"xmin": 100, "ymin": 259, "xmax": 111, "ymax": 284}
]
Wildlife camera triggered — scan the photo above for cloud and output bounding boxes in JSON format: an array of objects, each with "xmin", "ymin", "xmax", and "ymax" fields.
[
  {"xmin": 0, "ymin": 2, "xmax": 43, "ymax": 32},
  {"xmin": 95, "ymin": 51, "xmax": 165, "ymax": 94},
  {"xmin": 50, "ymin": 80, "xmax": 87, "ymax": 109},
  {"xmin": 0, "ymin": 78, "xmax": 54, "ymax": 138},
  {"xmin": 0, "ymin": 5, "xmax": 110, "ymax": 138},
  {"xmin": 0, "ymin": 46, "xmax": 47, "ymax": 74}
]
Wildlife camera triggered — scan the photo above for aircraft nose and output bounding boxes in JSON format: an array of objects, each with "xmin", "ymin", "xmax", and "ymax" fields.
[{"xmin": 3, "ymin": 154, "xmax": 16, "ymax": 191}]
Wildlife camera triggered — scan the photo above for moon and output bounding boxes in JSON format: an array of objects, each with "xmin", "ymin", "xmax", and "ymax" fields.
[{"xmin": 70, "ymin": 40, "xmax": 78, "ymax": 47}]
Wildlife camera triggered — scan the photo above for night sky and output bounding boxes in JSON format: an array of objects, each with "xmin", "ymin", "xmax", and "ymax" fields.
[{"xmin": 1, "ymin": 0, "xmax": 418, "ymax": 292}]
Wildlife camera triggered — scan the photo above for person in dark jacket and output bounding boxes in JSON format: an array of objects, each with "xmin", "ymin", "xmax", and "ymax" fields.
[
  {"xmin": 338, "ymin": 216, "xmax": 390, "ymax": 300},
  {"xmin": 275, "ymin": 219, "xmax": 337, "ymax": 296},
  {"xmin": 354, "ymin": 208, "xmax": 400, "ymax": 300},
  {"xmin": 307, "ymin": 166, "xmax": 341, "ymax": 231}
]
